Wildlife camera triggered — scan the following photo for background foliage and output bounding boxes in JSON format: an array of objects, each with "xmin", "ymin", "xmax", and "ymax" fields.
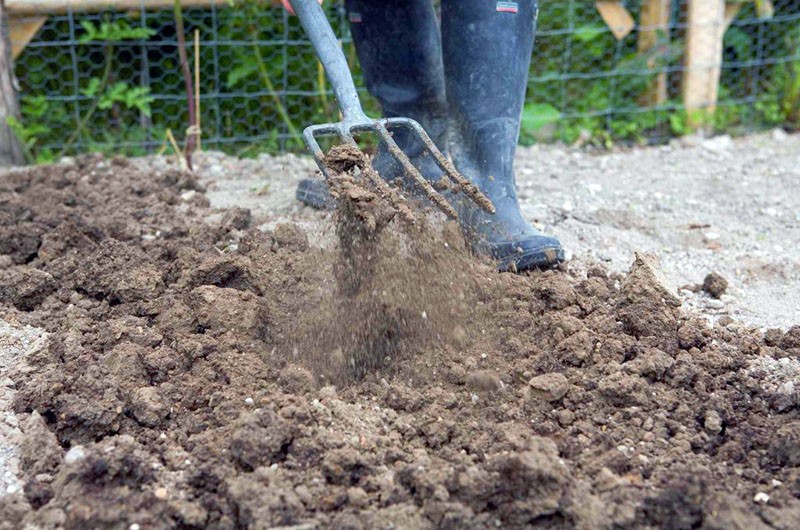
[{"xmin": 10, "ymin": 0, "xmax": 800, "ymax": 163}]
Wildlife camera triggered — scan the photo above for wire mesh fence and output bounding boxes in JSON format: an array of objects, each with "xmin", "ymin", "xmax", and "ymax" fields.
[{"xmin": 7, "ymin": 0, "xmax": 800, "ymax": 163}]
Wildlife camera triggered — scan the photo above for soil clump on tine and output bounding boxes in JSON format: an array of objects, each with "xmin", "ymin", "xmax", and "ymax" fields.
[{"xmin": 0, "ymin": 153, "xmax": 799, "ymax": 530}]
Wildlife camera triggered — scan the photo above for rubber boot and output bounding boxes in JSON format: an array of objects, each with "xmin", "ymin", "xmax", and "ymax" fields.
[
  {"xmin": 441, "ymin": 0, "xmax": 564, "ymax": 270},
  {"xmin": 296, "ymin": 0, "xmax": 448, "ymax": 209}
]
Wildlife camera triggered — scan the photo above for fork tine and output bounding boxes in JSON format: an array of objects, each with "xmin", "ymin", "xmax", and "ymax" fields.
[
  {"xmin": 395, "ymin": 119, "xmax": 495, "ymax": 214},
  {"xmin": 304, "ymin": 125, "xmax": 334, "ymax": 180},
  {"xmin": 374, "ymin": 122, "xmax": 459, "ymax": 219}
]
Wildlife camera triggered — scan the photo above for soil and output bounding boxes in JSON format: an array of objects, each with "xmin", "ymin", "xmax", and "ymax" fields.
[
  {"xmin": 0, "ymin": 148, "xmax": 799, "ymax": 529},
  {"xmin": 185, "ymin": 131, "xmax": 800, "ymax": 329}
]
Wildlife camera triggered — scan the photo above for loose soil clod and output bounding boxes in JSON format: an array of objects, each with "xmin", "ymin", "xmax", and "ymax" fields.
[
  {"xmin": 0, "ymin": 155, "xmax": 798, "ymax": 529},
  {"xmin": 703, "ymin": 272, "xmax": 729, "ymax": 299}
]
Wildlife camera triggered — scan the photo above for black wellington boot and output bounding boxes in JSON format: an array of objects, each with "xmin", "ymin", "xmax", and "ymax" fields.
[
  {"xmin": 441, "ymin": 0, "xmax": 564, "ymax": 271},
  {"xmin": 296, "ymin": 0, "xmax": 449, "ymax": 209}
]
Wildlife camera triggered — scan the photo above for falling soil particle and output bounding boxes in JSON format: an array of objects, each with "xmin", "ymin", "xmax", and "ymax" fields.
[{"xmin": 0, "ymin": 155, "xmax": 799, "ymax": 529}]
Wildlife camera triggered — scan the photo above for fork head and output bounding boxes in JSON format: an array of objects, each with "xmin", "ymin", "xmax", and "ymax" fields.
[{"xmin": 302, "ymin": 116, "xmax": 495, "ymax": 219}]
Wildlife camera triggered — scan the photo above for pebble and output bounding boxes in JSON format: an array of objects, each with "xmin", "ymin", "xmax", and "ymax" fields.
[
  {"xmin": 64, "ymin": 445, "xmax": 87, "ymax": 465},
  {"xmin": 526, "ymin": 373, "xmax": 570, "ymax": 402},
  {"xmin": 702, "ymin": 135, "xmax": 733, "ymax": 153},
  {"xmin": 753, "ymin": 491, "xmax": 770, "ymax": 504},
  {"xmin": 129, "ymin": 524, "xmax": 141, "ymax": 530},
  {"xmin": 244, "ymin": 397, "xmax": 255, "ymax": 406},
  {"xmin": 154, "ymin": 487, "xmax": 168, "ymax": 499},
  {"xmin": 180, "ymin": 190, "xmax": 197, "ymax": 201},
  {"xmin": 706, "ymin": 299, "xmax": 725, "ymax": 310},
  {"xmin": 772, "ymin": 128, "xmax": 788, "ymax": 141},
  {"xmin": 704, "ymin": 410, "xmax": 723, "ymax": 434}
]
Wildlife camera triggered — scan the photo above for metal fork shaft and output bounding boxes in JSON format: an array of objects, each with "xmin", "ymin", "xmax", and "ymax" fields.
[{"xmin": 289, "ymin": 0, "xmax": 369, "ymax": 124}]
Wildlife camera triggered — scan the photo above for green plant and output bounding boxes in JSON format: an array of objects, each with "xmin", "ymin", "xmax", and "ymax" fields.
[
  {"xmin": 7, "ymin": 96, "xmax": 61, "ymax": 163},
  {"xmin": 78, "ymin": 19, "xmax": 155, "ymax": 43},
  {"xmin": 519, "ymin": 102, "xmax": 561, "ymax": 145},
  {"xmin": 11, "ymin": 18, "xmax": 157, "ymax": 160},
  {"xmin": 762, "ymin": 26, "xmax": 800, "ymax": 126}
]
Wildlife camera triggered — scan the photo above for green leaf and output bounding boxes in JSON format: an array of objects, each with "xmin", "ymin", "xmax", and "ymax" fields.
[
  {"xmin": 99, "ymin": 82, "xmax": 127, "ymax": 110},
  {"xmin": 226, "ymin": 60, "xmax": 258, "ymax": 88},
  {"xmin": 78, "ymin": 19, "xmax": 155, "ymax": 43},
  {"xmin": 123, "ymin": 87, "xmax": 155, "ymax": 117},
  {"xmin": 573, "ymin": 25, "xmax": 606, "ymax": 43},
  {"xmin": 20, "ymin": 95, "xmax": 50, "ymax": 118},
  {"xmin": 78, "ymin": 21, "xmax": 100, "ymax": 44},
  {"xmin": 81, "ymin": 78, "xmax": 103, "ymax": 98},
  {"xmin": 97, "ymin": 82, "xmax": 154, "ymax": 116},
  {"xmin": 521, "ymin": 103, "xmax": 561, "ymax": 132}
]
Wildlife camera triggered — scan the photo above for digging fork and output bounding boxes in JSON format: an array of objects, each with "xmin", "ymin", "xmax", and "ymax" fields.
[{"xmin": 288, "ymin": 0, "xmax": 495, "ymax": 219}]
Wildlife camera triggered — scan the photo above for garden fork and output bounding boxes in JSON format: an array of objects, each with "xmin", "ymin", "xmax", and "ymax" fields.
[{"xmin": 289, "ymin": 0, "xmax": 495, "ymax": 219}]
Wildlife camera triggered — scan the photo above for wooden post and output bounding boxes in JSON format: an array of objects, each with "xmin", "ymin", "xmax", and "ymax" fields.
[
  {"xmin": 683, "ymin": 0, "xmax": 726, "ymax": 127},
  {"xmin": 595, "ymin": 1, "xmax": 635, "ymax": 40},
  {"xmin": 1, "ymin": 0, "xmax": 25, "ymax": 166},
  {"xmin": 10, "ymin": 14, "xmax": 45, "ymax": 59},
  {"xmin": 6, "ymin": 0, "xmax": 232, "ymax": 16},
  {"xmin": 638, "ymin": 0, "xmax": 671, "ymax": 107}
]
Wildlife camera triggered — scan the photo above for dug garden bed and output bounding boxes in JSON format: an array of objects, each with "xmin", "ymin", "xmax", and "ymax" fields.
[{"xmin": 0, "ymin": 152, "xmax": 798, "ymax": 529}]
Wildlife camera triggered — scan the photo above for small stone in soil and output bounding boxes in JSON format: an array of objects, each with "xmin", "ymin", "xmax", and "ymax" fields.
[
  {"xmin": 526, "ymin": 373, "xmax": 570, "ymax": 402},
  {"xmin": 64, "ymin": 446, "xmax": 87, "ymax": 465},
  {"xmin": 466, "ymin": 371, "xmax": 503, "ymax": 393},
  {"xmin": 703, "ymin": 272, "xmax": 728, "ymax": 298}
]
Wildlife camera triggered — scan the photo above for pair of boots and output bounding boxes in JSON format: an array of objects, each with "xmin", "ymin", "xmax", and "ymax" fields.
[{"xmin": 297, "ymin": 0, "xmax": 564, "ymax": 271}]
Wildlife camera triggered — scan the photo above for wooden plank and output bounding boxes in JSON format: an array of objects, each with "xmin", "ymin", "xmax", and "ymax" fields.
[
  {"xmin": 724, "ymin": 3, "xmax": 742, "ymax": 30},
  {"xmin": 9, "ymin": 14, "xmax": 45, "ymax": 59},
  {"xmin": 6, "ymin": 0, "xmax": 231, "ymax": 16},
  {"xmin": 595, "ymin": 1, "xmax": 635, "ymax": 40},
  {"xmin": 637, "ymin": 0, "xmax": 671, "ymax": 106},
  {"xmin": 1, "ymin": 0, "xmax": 25, "ymax": 166},
  {"xmin": 682, "ymin": 0, "xmax": 726, "ymax": 127}
]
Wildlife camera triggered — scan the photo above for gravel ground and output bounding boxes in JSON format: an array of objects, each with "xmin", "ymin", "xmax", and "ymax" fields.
[
  {"xmin": 178, "ymin": 129, "xmax": 799, "ymax": 330},
  {"xmin": 0, "ymin": 320, "xmax": 46, "ymax": 497}
]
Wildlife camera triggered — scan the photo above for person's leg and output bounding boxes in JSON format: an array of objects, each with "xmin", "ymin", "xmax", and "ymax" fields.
[
  {"xmin": 347, "ymin": 0, "xmax": 447, "ymax": 155},
  {"xmin": 441, "ymin": 0, "xmax": 563, "ymax": 270},
  {"xmin": 296, "ymin": 0, "xmax": 447, "ymax": 209}
]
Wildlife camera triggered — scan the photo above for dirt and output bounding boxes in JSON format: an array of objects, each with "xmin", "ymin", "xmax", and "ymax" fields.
[
  {"xmin": 0, "ymin": 151, "xmax": 799, "ymax": 529},
  {"xmin": 702, "ymin": 272, "xmax": 729, "ymax": 299},
  {"xmin": 186, "ymin": 131, "xmax": 800, "ymax": 329}
]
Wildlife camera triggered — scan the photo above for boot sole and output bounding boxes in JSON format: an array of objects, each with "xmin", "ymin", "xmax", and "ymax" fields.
[
  {"xmin": 296, "ymin": 179, "xmax": 335, "ymax": 210},
  {"xmin": 495, "ymin": 245, "xmax": 565, "ymax": 272}
]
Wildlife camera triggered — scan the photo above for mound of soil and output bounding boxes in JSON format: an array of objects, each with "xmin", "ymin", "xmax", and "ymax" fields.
[{"xmin": 0, "ymin": 153, "xmax": 799, "ymax": 529}]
